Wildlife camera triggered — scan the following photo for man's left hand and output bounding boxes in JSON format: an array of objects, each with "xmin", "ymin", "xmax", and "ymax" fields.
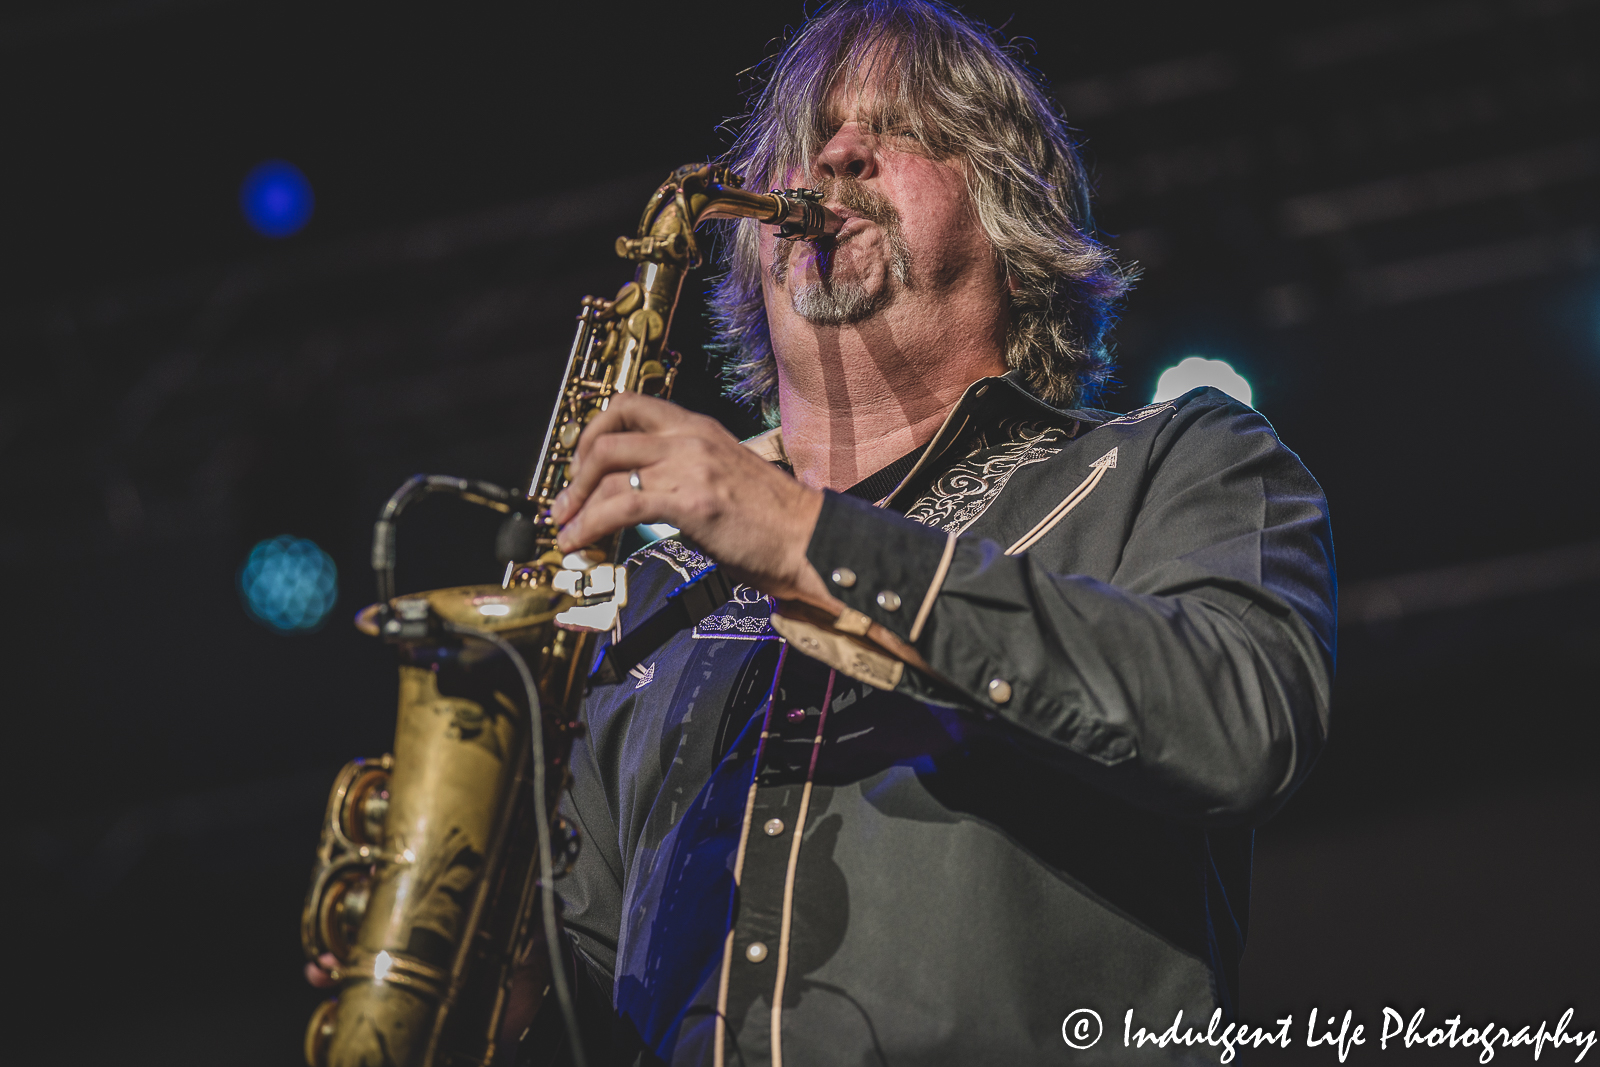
[{"xmin": 550, "ymin": 393, "xmax": 837, "ymax": 607}]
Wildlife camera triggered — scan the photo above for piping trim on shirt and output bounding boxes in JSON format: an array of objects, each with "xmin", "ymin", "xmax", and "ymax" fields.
[
  {"xmin": 909, "ymin": 531, "xmax": 958, "ymax": 643},
  {"xmin": 1005, "ymin": 447, "xmax": 1119, "ymax": 555},
  {"xmin": 769, "ymin": 668, "xmax": 838, "ymax": 1067},
  {"xmin": 714, "ymin": 643, "xmax": 788, "ymax": 1067}
]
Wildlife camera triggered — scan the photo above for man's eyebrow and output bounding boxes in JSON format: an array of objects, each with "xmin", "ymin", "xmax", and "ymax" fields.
[
  {"xmin": 876, "ymin": 109, "xmax": 914, "ymax": 131},
  {"xmin": 819, "ymin": 102, "xmax": 910, "ymax": 132},
  {"xmin": 863, "ymin": 90, "xmax": 912, "ymax": 126}
]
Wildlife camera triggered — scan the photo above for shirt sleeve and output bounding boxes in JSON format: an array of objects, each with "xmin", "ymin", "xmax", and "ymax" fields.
[{"xmin": 804, "ymin": 389, "xmax": 1337, "ymax": 827}]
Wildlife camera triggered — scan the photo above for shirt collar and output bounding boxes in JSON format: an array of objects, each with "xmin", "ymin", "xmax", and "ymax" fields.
[
  {"xmin": 741, "ymin": 370, "xmax": 1107, "ymax": 511},
  {"xmin": 882, "ymin": 371, "xmax": 1105, "ymax": 511}
]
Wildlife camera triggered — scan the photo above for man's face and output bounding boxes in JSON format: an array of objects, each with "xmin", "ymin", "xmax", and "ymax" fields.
[{"xmin": 758, "ymin": 73, "xmax": 996, "ymax": 333}]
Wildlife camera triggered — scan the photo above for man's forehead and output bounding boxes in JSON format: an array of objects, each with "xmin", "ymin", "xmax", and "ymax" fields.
[{"xmin": 818, "ymin": 47, "xmax": 906, "ymax": 124}]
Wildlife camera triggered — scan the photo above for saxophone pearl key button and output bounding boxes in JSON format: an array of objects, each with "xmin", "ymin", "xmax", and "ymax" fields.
[
  {"xmin": 763, "ymin": 818, "xmax": 785, "ymax": 836},
  {"xmin": 831, "ymin": 567, "xmax": 857, "ymax": 588},
  {"xmin": 745, "ymin": 941, "xmax": 769, "ymax": 963},
  {"xmin": 988, "ymin": 678, "xmax": 1013, "ymax": 705},
  {"xmin": 876, "ymin": 590, "xmax": 901, "ymax": 611}
]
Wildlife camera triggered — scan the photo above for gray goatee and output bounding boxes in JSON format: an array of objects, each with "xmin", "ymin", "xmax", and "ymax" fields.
[{"xmin": 772, "ymin": 176, "xmax": 912, "ymax": 326}]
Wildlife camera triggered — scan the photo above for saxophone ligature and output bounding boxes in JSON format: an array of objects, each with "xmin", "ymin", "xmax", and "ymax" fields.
[{"xmin": 300, "ymin": 165, "xmax": 838, "ymax": 1067}]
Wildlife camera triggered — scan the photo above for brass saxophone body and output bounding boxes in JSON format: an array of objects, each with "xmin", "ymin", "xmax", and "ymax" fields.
[{"xmin": 300, "ymin": 164, "xmax": 838, "ymax": 1067}]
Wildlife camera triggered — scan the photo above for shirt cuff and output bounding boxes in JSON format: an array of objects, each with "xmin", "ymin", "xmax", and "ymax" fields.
[{"xmin": 805, "ymin": 490, "xmax": 952, "ymax": 642}]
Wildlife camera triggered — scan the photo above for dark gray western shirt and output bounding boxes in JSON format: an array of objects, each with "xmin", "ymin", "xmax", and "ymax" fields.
[{"xmin": 542, "ymin": 374, "xmax": 1336, "ymax": 1066}]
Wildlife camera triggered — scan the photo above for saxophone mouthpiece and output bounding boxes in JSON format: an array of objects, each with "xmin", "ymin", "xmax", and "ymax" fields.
[{"xmin": 770, "ymin": 188, "xmax": 842, "ymax": 242}]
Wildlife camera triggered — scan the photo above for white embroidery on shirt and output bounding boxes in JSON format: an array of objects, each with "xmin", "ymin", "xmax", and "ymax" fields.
[
  {"xmin": 697, "ymin": 614, "xmax": 773, "ymax": 634},
  {"xmin": 1101, "ymin": 402, "xmax": 1175, "ymax": 427},
  {"xmin": 694, "ymin": 587, "xmax": 779, "ymax": 641},
  {"xmin": 628, "ymin": 537, "xmax": 713, "ymax": 580},
  {"xmin": 903, "ymin": 422, "xmax": 1065, "ymax": 533}
]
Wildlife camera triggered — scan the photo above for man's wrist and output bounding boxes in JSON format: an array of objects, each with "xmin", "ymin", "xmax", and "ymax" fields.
[{"xmin": 765, "ymin": 480, "xmax": 832, "ymax": 606}]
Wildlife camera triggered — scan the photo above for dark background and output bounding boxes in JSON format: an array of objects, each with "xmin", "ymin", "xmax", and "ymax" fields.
[{"xmin": 3, "ymin": 0, "xmax": 1597, "ymax": 1062}]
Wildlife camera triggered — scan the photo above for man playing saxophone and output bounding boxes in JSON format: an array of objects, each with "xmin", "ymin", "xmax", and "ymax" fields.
[{"xmin": 318, "ymin": 1, "xmax": 1336, "ymax": 1063}]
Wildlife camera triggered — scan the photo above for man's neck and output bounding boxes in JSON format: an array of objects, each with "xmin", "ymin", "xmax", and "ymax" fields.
[{"xmin": 772, "ymin": 300, "xmax": 1008, "ymax": 491}]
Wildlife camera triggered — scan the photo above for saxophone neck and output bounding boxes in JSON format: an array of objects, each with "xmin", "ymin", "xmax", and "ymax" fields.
[
  {"xmin": 621, "ymin": 164, "xmax": 842, "ymax": 260},
  {"xmin": 683, "ymin": 163, "xmax": 842, "ymax": 241},
  {"xmin": 518, "ymin": 165, "xmax": 839, "ymax": 565}
]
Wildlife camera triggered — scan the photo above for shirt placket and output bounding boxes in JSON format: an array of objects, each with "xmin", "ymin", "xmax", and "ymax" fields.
[{"xmin": 713, "ymin": 648, "xmax": 837, "ymax": 1067}]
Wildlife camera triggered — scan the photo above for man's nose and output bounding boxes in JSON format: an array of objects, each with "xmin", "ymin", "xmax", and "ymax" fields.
[{"xmin": 812, "ymin": 122, "xmax": 877, "ymax": 182}]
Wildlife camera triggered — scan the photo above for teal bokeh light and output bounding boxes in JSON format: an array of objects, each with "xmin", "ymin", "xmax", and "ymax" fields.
[{"xmin": 239, "ymin": 535, "xmax": 338, "ymax": 633}]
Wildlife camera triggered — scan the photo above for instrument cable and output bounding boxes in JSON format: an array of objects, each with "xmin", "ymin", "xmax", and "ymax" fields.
[{"xmin": 447, "ymin": 621, "xmax": 588, "ymax": 1067}]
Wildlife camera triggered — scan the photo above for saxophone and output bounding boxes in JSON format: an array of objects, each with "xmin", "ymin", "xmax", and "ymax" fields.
[{"xmin": 300, "ymin": 164, "xmax": 838, "ymax": 1067}]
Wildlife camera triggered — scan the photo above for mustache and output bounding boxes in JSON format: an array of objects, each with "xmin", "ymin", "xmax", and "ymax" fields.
[
  {"xmin": 770, "ymin": 176, "xmax": 902, "ymax": 283},
  {"xmin": 818, "ymin": 175, "xmax": 900, "ymax": 228}
]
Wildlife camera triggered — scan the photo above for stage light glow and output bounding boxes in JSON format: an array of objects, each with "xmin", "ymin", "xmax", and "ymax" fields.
[
  {"xmin": 239, "ymin": 535, "xmax": 338, "ymax": 633},
  {"xmin": 240, "ymin": 160, "xmax": 314, "ymax": 238},
  {"xmin": 637, "ymin": 523, "xmax": 679, "ymax": 542},
  {"xmin": 1152, "ymin": 357, "xmax": 1254, "ymax": 408}
]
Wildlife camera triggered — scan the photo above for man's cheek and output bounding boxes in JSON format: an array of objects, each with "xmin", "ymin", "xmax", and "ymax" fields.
[{"xmin": 762, "ymin": 230, "xmax": 793, "ymax": 277}]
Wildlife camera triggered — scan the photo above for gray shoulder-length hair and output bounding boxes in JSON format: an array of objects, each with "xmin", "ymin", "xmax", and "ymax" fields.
[{"xmin": 707, "ymin": 0, "xmax": 1131, "ymax": 424}]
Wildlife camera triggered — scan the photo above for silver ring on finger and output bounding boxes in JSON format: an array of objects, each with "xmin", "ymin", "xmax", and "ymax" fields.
[{"xmin": 628, "ymin": 469, "xmax": 643, "ymax": 492}]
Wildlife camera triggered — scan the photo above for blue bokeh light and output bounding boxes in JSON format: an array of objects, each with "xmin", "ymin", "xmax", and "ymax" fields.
[
  {"xmin": 240, "ymin": 160, "xmax": 314, "ymax": 238},
  {"xmin": 239, "ymin": 535, "xmax": 338, "ymax": 633}
]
